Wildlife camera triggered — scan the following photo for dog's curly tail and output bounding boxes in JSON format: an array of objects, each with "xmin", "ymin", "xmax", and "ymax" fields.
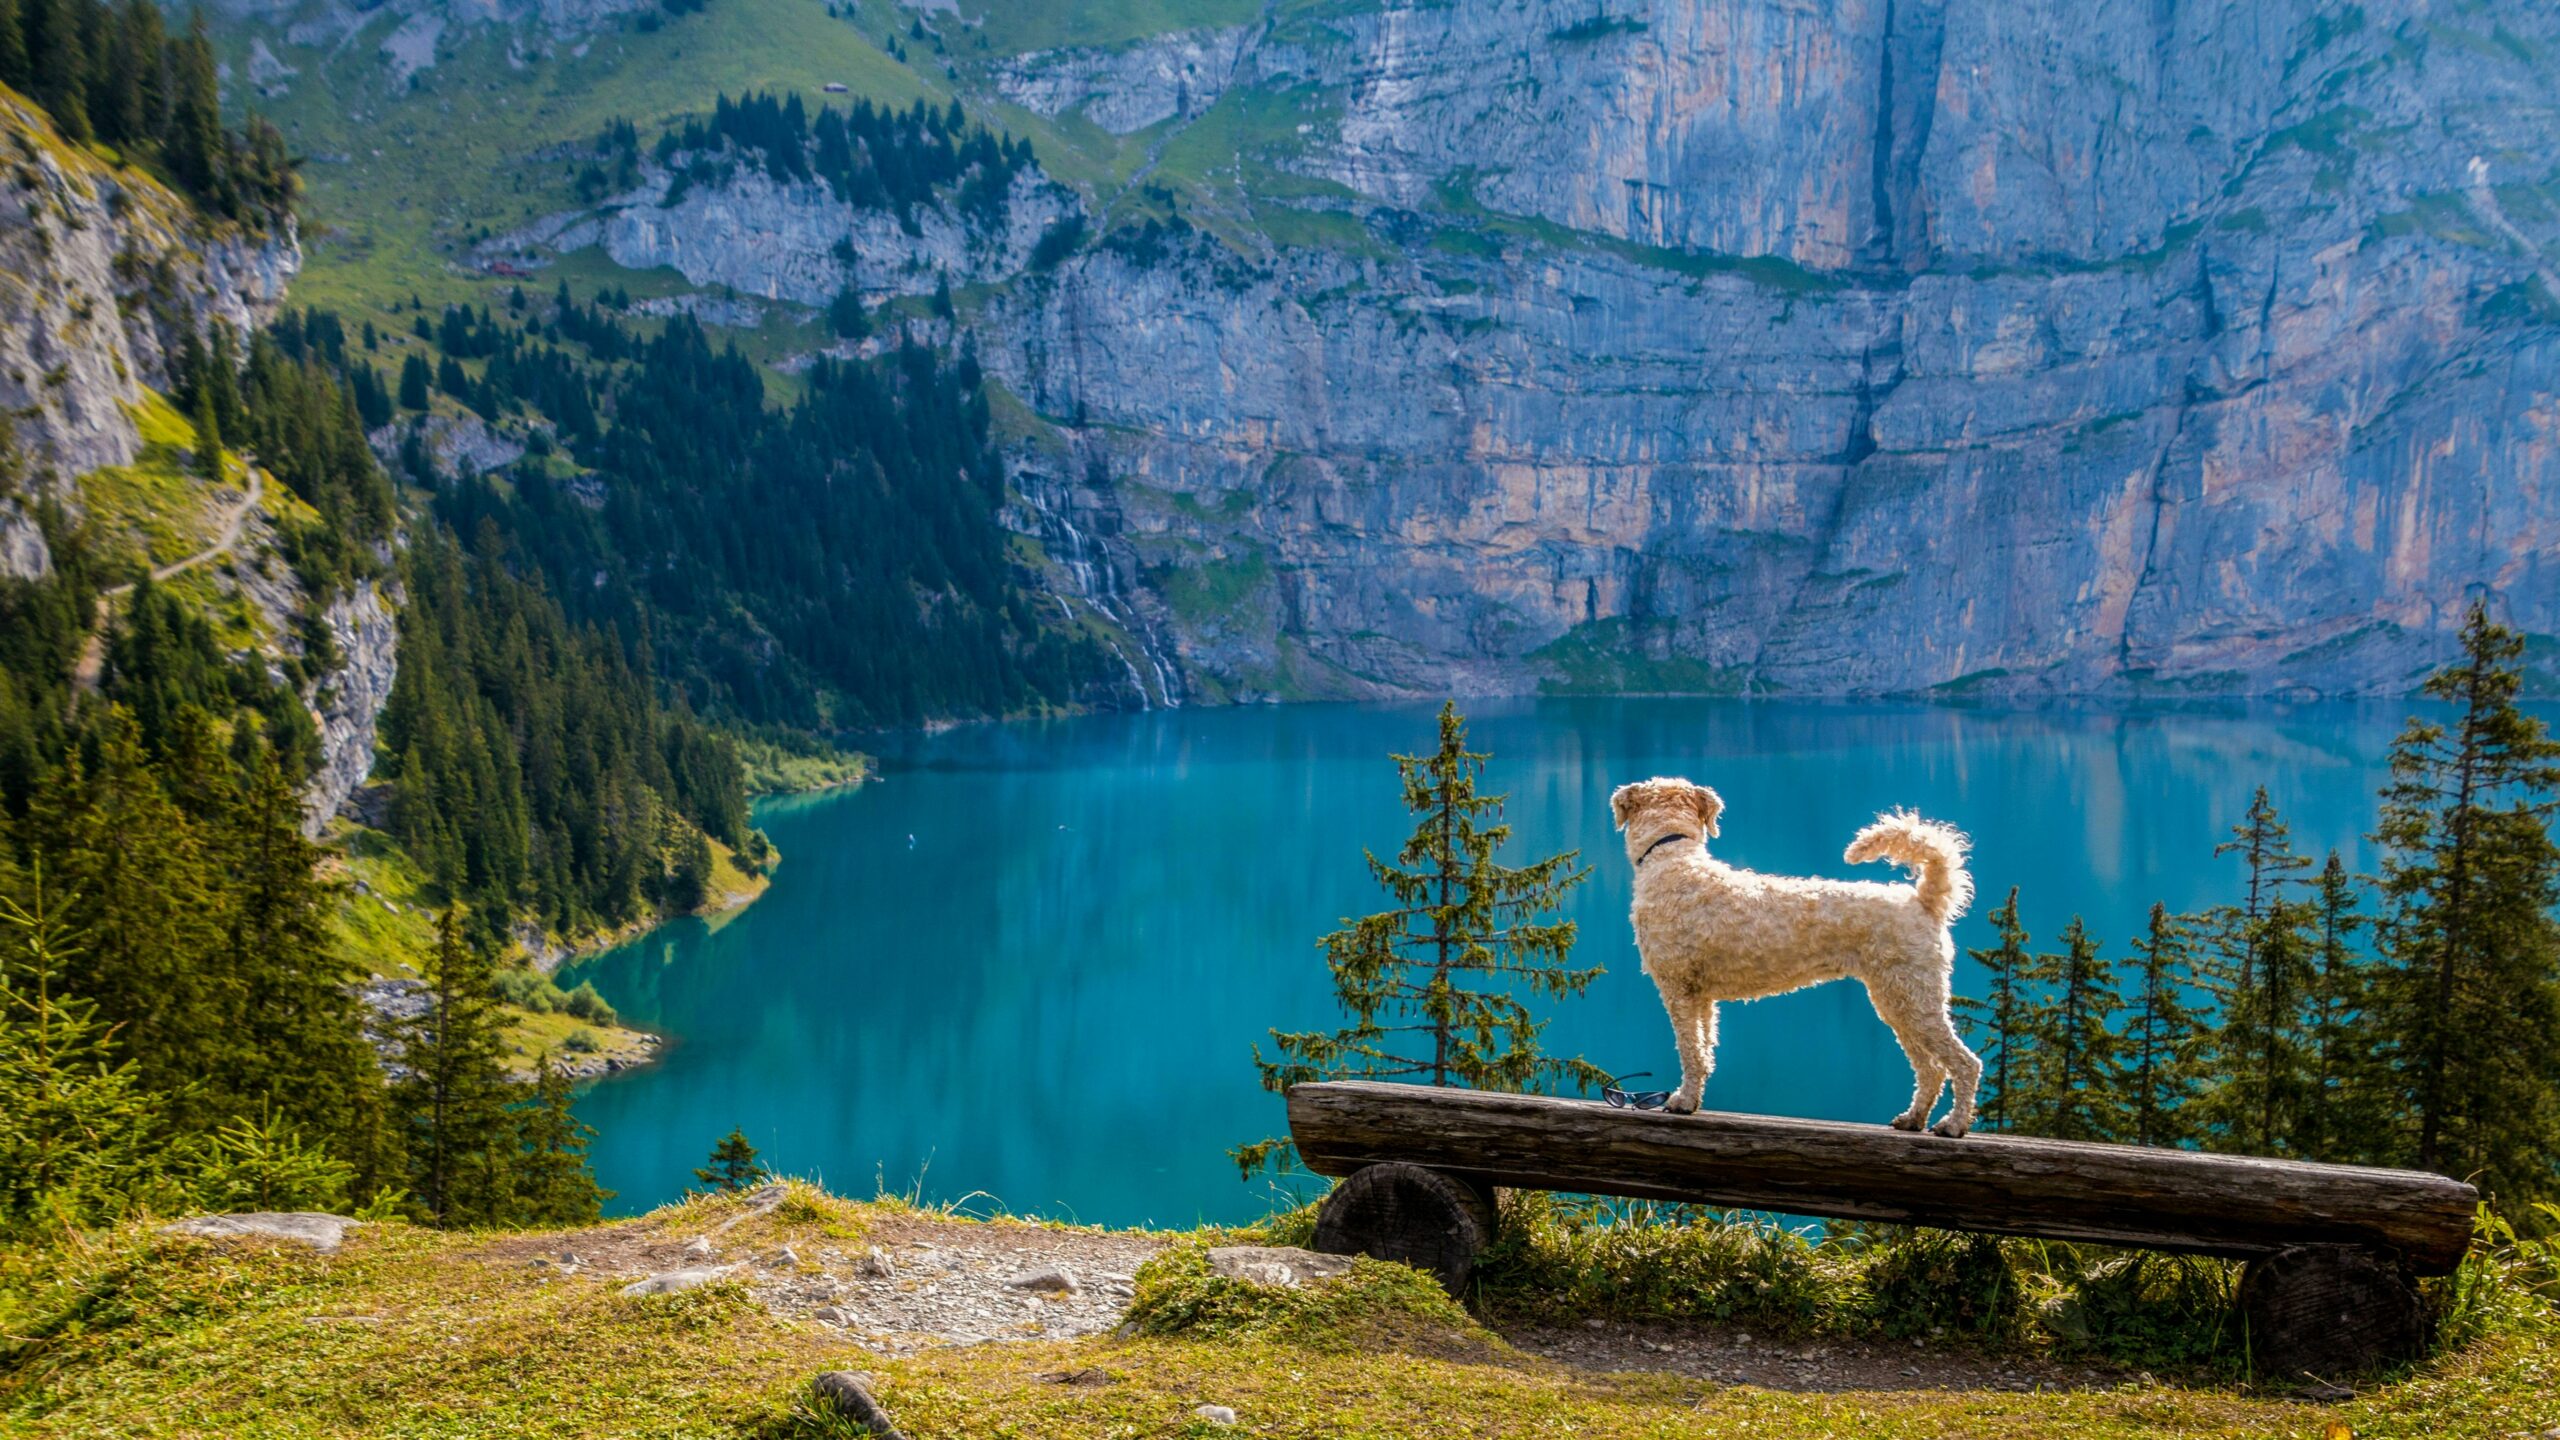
[{"xmin": 1845, "ymin": 810, "xmax": 1975, "ymax": 923}]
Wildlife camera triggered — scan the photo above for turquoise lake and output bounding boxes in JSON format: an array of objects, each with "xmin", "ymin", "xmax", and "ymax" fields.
[{"xmin": 563, "ymin": 698, "xmax": 2424, "ymax": 1226}]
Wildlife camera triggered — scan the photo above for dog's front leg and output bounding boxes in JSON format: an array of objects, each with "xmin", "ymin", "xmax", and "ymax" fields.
[{"xmin": 1663, "ymin": 995, "xmax": 1718, "ymax": 1116}]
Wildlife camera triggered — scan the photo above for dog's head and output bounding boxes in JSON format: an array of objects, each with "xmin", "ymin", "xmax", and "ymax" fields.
[{"xmin": 1609, "ymin": 777, "xmax": 1723, "ymax": 859}]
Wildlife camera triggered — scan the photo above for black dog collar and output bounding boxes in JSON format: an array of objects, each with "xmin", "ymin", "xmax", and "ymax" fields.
[{"xmin": 1637, "ymin": 832, "xmax": 1697, "ymax": 866}]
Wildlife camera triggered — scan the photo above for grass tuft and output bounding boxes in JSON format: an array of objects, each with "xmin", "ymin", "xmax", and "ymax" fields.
[{"xmin": 1124, "ymin": 1238, "xmax": 1484, "ymax": 1350}]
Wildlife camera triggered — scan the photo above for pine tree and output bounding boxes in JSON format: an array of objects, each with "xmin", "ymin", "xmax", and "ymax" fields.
[
  {"xmin": 2028, "ymin": 916, "xmax": 2125, "ymax": 1141},
  {"xmin": 166, "ymin": 9, "xmax": 223, "ymax": 200},
  {"xmin": 0, "ymin": 877, "xmax": 163, "ymax": 1237},
  {"xmin": 24, "ymin": 0, "xmax": 92, "ymax": 143},
  {"xmin": 221, "ymin": 739, "xmax": 378, "ymax": 1153},
  {"xmin": 2194, "ymin": 787, "xmax": 2316, "ymax": 1154},
  {"xmin": 512, "ymin": 1057, "xmax": 610, "ymax": 1225},
  {"xmin": 190, "ymin": 379, "xmax": 222, "ymax": 479},
  {"xmin": 694, "ymin": 1127, "xmax": 767, "ymax": 1194},
  {"xmin": 1236, "ymin": 702, "xmax": 1602, "ymax": 1175},
  {"xmin": 827, "ymin": 284, "xmax": 870, "ymax": 339},
  {"xmin": 395, "ymin": 908, "xmax": 522, "ymax": 1224},
  {"xmin": 398, "ymin": 352, "xmax": 431, "ymax": 411},
  {"xmin": 0, "ymin": 0, "xmax": 29, "ymax": 93},
  {"xmin": 2366, "ymin": 602, "xmax": 2560, "ymax": 1203},
  {"xmin": 2122, "ymin": 902, "xmax": 2206, "ymax": 1147},
  {"xmin": 53, "ymin": 707, "xmax": 228, "ymax": 1127},
  {"xmin": 1954, "ymin": 887, "xmax": 2032, "ymax": 1133},
  {"xmin": 2300, "ymin": 852, "xmax": 2376, "ymax": 1163}
]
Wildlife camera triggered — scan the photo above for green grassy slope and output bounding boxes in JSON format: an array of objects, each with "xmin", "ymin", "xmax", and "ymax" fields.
[{"xmin": 2, "ymin": 1184, "xmax": 2552, "ymax": 1438}]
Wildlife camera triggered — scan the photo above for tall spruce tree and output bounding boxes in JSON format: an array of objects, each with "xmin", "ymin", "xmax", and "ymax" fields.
[
  {"xmin": 395, "ymin": 908, "xmax": 521, "ymax": 1224},
  {"xmin": 2027, "ymin": 916, "xmax": 2125, "ymax": 1141},
  {"xmin": 52, "ymin": 708, "xmax": 227, "ymax": 1127},
  {"xmin": 2300, "ymin": 851, "xmax": 2378, "ymax": 1163},
  {"xmin": 223, "ymin": 739, "xmax": 379, "ymax": 1155},
  {"xmin": 2122, "ymin": 902, "xmax": 2205, "ymax": 1147},
  {"xmin": 1237, "ymin": 702, "xmax": 1602, "ymax": 1175},
  {"xmin": 1954, "ymin": 887, "xmax": 2034, "ymax": 1133},
  {"xmin": 2194, "ymin": 787, "xmax": 2317, "ymax": 1154},
  {"xmin": 2367, "ymin": 603, "xmax": 2560, "ymax": 1203}
]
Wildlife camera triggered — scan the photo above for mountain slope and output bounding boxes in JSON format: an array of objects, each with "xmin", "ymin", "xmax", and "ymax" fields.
[{"xmin": 209, "ymin": 0, "xmax": 2560, "ymax": 700}]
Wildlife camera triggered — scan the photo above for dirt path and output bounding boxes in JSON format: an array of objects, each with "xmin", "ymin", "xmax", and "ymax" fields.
[{"xmin": 73, "ymin": 462, "xmax": 264, "ymax": 692}]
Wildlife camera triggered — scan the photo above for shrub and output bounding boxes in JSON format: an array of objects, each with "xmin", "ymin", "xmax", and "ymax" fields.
[
  {"xmin": 1474, "ymin": 1194, "xmax": 1840, "ymax": 1334},
  {"xmin": 563, "ymin": 1028, "xmax": 599, "ymax": 1054},
  {"xmin": 563, "ymin": 982, "xmax": 617, "ymax": 1025},
  {"xmin": 1854, "ymin": 1227, "xmax": 2026, "ymax": 1341}
]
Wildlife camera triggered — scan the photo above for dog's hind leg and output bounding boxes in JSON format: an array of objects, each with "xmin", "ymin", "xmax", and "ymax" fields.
[
  {"xmin": 1662, "ymin": 992, "xmax": 1718, "ymax": 1116},
  {"xmin": 1935, "ymin": 1025, "xmax": 1985, "ymax": 1139},
  {"xmin": 1867, "ymin": 979, "xmax": 1951, "ymax": 1134}
]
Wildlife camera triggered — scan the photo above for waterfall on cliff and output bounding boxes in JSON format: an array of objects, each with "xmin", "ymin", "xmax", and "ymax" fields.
[{"xmin": 1015, "ymin": 469, "xmax": 1183, "ymax": 709}]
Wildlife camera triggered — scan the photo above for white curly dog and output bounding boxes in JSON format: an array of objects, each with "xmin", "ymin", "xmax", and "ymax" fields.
[{"xmin": 1610, "ymin": 778, "xmax": 1984, "ymax": 1137}]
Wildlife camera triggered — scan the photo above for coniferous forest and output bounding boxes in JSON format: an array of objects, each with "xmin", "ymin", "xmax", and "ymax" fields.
[
  {"xmin": 1955, "ymin": 605, "xmax": 2560, "ymax": 1210},
  {"xmin": 0, "ymin": 23, "xmax": 1106, "ymax": 1238}
]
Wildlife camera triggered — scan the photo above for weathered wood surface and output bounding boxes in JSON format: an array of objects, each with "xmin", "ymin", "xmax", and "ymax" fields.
[
  {"xmin": 2239, "ymin": 1245, "xmax": 2429, "ymax": 1379},
  {"xmin": 1287, "ymin": 1082, "xmax": 2478, "ymax": 1274},
  {"xmin": 1311, "ymin": 1161, "xmax": 1498, "ymax": 1296}
]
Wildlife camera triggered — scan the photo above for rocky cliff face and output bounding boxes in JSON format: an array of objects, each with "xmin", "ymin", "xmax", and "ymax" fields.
[
  {"xmin": 977, "ymin": 0, "xmax": 2560, "ymax": 698},
  {"xmin": 0, "ymin": 90, "xmax": 300, "ymax": 578},
  {"xmin": 305, "ymin": 582, "xmax": 400, "ymax": 835},
  {"xmin": 510, "ymin": 163, "xmax": 1078, "ymax": 307}
]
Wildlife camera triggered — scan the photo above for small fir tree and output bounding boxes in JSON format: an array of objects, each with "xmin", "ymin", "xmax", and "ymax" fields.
[
  {"xmin": 695, "ymin": 1127, "xmax": 768, "ymax": 1194},
  {"xmin": 2122, "ymin": 903, "xmax": 2206, "ymax": 1147},
  {"xmin": 512, "ymin": 1057, "xmax": 611, "ymax": 1225},
  {"xmin": 1235, "ymin": 702, "xmax": 1602, "ymax": 1176},
  {"xmin": 2366, "ymin": 602, "xmax": 2560, "ymax": 1203},
  {"xmin": 1954, "ymin": 887, "xmax": 2032, "ymax": 1133},
  {"xmin": 0, "ymin": 878, "xmax": 164, "ymax": 1237}
]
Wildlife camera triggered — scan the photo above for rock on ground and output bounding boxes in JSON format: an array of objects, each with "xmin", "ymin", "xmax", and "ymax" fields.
[
  {"xmin": 160, "ymin": 1213, "xmax": 363, "ymax": 1254},
  {"xmin": 1206, "ymin": 1245, "xmax": 1355, "ymax": 1287}
]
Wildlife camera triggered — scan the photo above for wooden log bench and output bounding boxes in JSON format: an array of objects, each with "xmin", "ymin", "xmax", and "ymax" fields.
[{"xmin": 1287, "ymin": 1080, "xmax": 2480, "ymax": 1379}]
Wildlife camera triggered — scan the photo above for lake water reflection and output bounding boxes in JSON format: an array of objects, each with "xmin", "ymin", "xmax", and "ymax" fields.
[{"xmin": 564, "ymin": 698, "xmax": 2420, "ymax": 1226}]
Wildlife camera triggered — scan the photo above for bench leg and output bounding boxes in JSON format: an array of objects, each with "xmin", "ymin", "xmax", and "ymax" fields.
[
  {"xmin": 1311, "ymin": 1162, "xmax": 1498, "ymax": 1298},
  {"xmin": 2240, "ymin": 1244, "xmax": 2426, "ymax": 1383}
]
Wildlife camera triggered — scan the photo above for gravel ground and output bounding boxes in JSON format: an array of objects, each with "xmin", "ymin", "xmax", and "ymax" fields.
[
  {"xmin": 490, "ymin": 1199, "xmax": 1165, "ymax": 1358},
  {"xmin": 1502, "ymin": 1317, "xmax": 2134, "ymax": 1393}
]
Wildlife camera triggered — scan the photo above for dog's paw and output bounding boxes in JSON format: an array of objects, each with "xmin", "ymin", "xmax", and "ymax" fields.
[
  {"xmin": 1664, "ymin": 1093, "xmax": 1700, "ymax": 1116},
  {"xmin": 1929, "ymin": 1117, "xmax": 1971, "ymax": 1139},
  {"xmin": 1889, "ymin": 1113, "xmax": 1924, "ymax": 1132}
]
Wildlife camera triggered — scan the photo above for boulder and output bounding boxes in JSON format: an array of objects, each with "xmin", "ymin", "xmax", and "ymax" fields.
[
  {"xmin": 159, "ymin": 1213, "xmax": 361, "ymax": 1254},
  {"xmin": 620, "ymin": 1265, "xmax": 739, "ymax": 1297},
  {"xmin": 812, "ymin": 1371, "xmax": 907, "ymax": 1440},
  {"xmin": 1004, "ymin": 1263, "xmax": 1078, "ymax": 1294},
  {"xmin": 1206, "ymin": 1245, "xmax": 1354, "ymax": 1288}
]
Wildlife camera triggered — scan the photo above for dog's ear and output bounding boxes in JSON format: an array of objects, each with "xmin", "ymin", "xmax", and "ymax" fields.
[
  {"xmin": 1690, "ymin": 784, "xmax": 1724, "ymax": 839},
  {"xmin": 1609, "ymin": 783, "xmax": 1640, "ymax": 831}
]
